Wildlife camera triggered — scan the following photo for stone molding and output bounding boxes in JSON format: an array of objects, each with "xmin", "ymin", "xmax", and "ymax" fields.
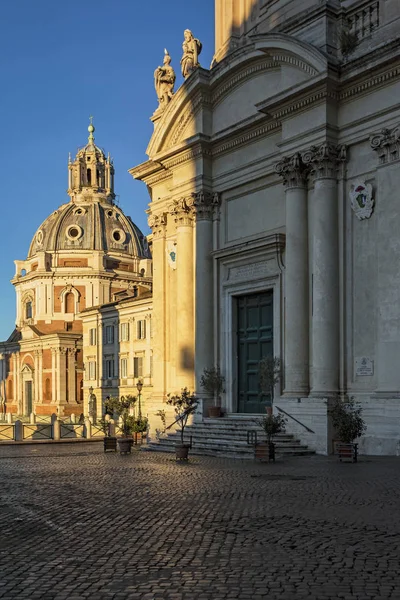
[
  {"xmin": 167, "ymin": 198, "xmax": 194, "ymax": 227},
  {"xmin": 302, "ymin": 143, "xmax": 347, "ymax": 180},
  {"xmin": 370, "ymin": 125, "xmax": 400, "ymax": 165},
  {"xmin": 275, "ymin": 152, "xmax": 309, "ymax": 188}
]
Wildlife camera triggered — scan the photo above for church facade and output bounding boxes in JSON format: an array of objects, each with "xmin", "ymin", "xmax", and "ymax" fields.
[
  {"xmin": 2, "ymin": 0, "xmax": 400, "ymax": 455},
  {"xmin": 132, "ymin": 0, "xmax": 400, "ymax": 454},
  {"xmin": 0, "ymin": 124, "xmax": 152, "ymax": 418}
]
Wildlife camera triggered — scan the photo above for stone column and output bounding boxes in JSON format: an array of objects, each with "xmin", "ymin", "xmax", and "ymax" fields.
[
  {"xmin": 33, "ymin": 350, "xmax": 40, "ymax": 407},
  {"xmin": 275, "ymin": 154, "xmax": 310, "ymax": 395},
  {"xmin": 169, "ymin": 199, "xmax": 195, "ymax": 390},
  {"xmin": 56, "ymin": 349, "xmax": 62, "ymax": 405},
  {"xmin": 68, "ymin": 349, "xmax": 77, "ymax": 404},
  {"xmin": 51, "ymin": 348, "xmax": 57, "ymax": 404},
  {"xmin": 302, "ymin": 143, "xmax": 347, "ymax": 395},
  {"xmin": 187, "ymin": 192, "xmax": 218, "ymax": 392},
  {"xmin": 38, "ymin": 351, "xmax": 43, "ymax": 403},
  {"xmin": 147, "ymin": 212, "xmax": 167, "ymax": 397}
]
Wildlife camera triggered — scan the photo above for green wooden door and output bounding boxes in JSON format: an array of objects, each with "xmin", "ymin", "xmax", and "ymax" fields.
[{"xmin": 237, "ymin": 291, "xmax": 273, "ymax": 413}]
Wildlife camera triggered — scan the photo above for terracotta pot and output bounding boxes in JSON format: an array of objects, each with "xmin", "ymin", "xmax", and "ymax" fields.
[
  {"xmin": 103, "ymin": 436, "xmax": 117, "ymax": 452},
  {"xmin": 255, "ymin": 442, "xmax": 275, "ymax": 462},
  {"xmin": 175, "ymin": 444, "xmax": 190, "ymax": 460},
  {"xmin": 208, "ymin": 406, "xmax": 222, "ymax": 418},
  {"xmin": 336, "ymin": 442, "xmax": 358, "ymax": 463},
  {"xmin": 118, "ymin": 438, "xmax": 133, "ymax": 454}
]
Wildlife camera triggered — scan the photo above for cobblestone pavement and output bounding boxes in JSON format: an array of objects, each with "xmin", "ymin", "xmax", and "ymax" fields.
[{"xmin": 1, "ymin": 444, "xmax": 400, "ymax": 600}]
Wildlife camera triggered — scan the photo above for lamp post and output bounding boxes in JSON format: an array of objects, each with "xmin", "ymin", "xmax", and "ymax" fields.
[{"xmin": 136, "ymin": 380, "xmax": 143, "ymax": 420}]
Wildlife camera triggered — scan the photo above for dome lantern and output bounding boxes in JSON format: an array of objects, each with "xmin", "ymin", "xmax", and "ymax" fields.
[{"xmin": 67, "ymin": 118, "xmax": 115, "ymax": 203}]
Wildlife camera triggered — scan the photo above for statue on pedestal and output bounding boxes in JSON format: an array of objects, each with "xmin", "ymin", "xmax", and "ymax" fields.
[
  {"xmin": 181, "ymin": 29, "xmax": 202, "ymax": 79},
  {"xmin": 154, "ymin": 49, "xmax": 176, "ymax": 109}
]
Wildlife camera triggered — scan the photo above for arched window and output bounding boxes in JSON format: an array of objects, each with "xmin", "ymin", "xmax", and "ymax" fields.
[
  {"xmin": 65, "ymin": 293, "xmax": 75, "ymax": 313},
  {"xmin": 87, "ymin": 168, "xmax": 92, "ymax": 185},
  {"xmin": 25, "ymin": 301, "xmax": 32, "ymax": 319},
  {"xmin": 7, "ymin": 379, "xmax": 13, "ymax": 400},
  {"xmin": 45, "ymin": 378, "xmax": 51, "ymax": 402}
]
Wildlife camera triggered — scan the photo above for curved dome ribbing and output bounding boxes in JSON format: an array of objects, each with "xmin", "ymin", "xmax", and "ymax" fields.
[{"xmin": 27, "ymin": 200, "xmax": 150, "ymax": 259}]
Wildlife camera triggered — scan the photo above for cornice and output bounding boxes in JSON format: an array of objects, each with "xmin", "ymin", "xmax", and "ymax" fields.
[
  {"xmin": 339, "ymin": 64, "xmax": 400, "ymax": 102},
  {"xmin": 212, "ymin": 120, "xmax": 281, "ymax": 157},
  {"xmin": 212, "ymin": 233, "xmax": 286, "ymax": 260}
]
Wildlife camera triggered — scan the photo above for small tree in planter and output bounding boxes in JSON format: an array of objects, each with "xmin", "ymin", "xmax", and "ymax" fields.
[
  {"xmin": 99, "ymin": 416, "xmax": 118, "ymax": 452},
  {"xmin": 105, "ymin": 395, "xmax": 137, "ymax": 454},
  {"xmin": 132, "ymin": 416, "xmax": 149, "ymax": 445},
  {"xmin": 166, "ymin": 388, "xmax": 199, "ymax": 460},
  {"xmin": 200, "ymin": 366, "xmax": 225, "ymax": 418},
  {"xmin": 259, "ymin": 356, "xmax": 281, "ymax": 408},
  {"xmin": 256, "ymin": 413, "xmax": 287, "ymax": 462},
  {"xmin": 329, "ymin": 397, "xmax": 367, "ymax": 463}
]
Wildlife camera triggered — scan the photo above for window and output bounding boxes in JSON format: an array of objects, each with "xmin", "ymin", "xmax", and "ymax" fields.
[
  {"xmin": 25, "ymin": 301, "xmax": 32, "ymax": 319},
  {"xmin": 89, "ymin": 328, "xmax": 97, "ymax": 346},
  {"xmin": 88, "ymin": 361, "xmax": 96, "ymax": 380},
  {"xmin": 120, "ymin": 322, "xmax": 129, "ymax": 342},
  {"xmin": 137, "ymin": 320, "xmax": 146, "ymax": 340},
  {"xmin": 133, "ymin": 356, "xmax": 143, "ymax": 378},
  {"xmin": 65, "ymin": 293, "xmax": 75, "ymax": 313},
  {"xmin": 120, "ymin": 358, "xmax": 128, "ymax": 379},
  {"xmin": 105, "ymin": 325, "xmax": 114, "ymax": 344},
  {"xmin": 45, "ymin": 378, "xmax": 51, "ymax": 402},
  {"xmin": 104, "ymin": 358, "xmax": 114, "ymax": 379}
]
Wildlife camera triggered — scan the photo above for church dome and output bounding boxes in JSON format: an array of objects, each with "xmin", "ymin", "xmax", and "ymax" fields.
[
  {"xmin": 28, "ymin": 200, "xmax": 150, "ymax": 259},
  {"xmin": 27, "ymin": 121, "xmax": 151, "ymax": 260}
]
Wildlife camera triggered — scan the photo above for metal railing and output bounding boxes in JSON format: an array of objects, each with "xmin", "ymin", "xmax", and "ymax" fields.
[
  {"xmin": 23, "ymin": 424, "xmax": 53, "ymax": 441},
  {"xmin": 275, "ymin": 406, "xmax": 315, "ymax": 434},
  {"xmin": 0, "ymin": 424, "xmax": 15, "ymax": 441}
]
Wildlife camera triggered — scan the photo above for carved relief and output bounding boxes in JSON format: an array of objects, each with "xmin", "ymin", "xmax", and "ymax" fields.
[
  {"xmin": 147, "ymin": 212, "xmax": 167, "ymax": 239},
  {"xmin": 370, "ymin": 125, "xmax": 400, "ymax": 164}
]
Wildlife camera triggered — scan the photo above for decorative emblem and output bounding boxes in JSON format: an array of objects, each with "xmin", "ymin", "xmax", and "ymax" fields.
[
  {"xmin": 350, "ymin": 181, "xmax": 374, "ymax": 220},
  {"xmin": 166, "ymin": 241, "xmax": 177, "ymax": 270}
]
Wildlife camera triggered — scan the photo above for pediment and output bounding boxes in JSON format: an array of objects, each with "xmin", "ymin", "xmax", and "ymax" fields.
[
  {"xmin": 146, "ymin": 34, "xmax": 328, "ymax": 157},
  {"xmin": 21, "ymin": 363, "xmax": 33, "ymax": 373}
]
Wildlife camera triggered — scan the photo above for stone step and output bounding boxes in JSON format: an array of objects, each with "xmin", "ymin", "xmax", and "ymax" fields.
[{"xmin": 147, "ymin": 416, "xmax": 315, "ymax": 459}]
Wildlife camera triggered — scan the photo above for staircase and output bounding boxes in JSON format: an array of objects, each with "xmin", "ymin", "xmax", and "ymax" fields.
[{"xmin": 145, "ymin": 416, "xmax": 314, "ymax": 459}]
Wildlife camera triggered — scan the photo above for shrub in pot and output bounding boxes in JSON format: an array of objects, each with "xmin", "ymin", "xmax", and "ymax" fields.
[
  {"xmin": 256, "ymin": 413, "xmax": 287, "ymax": 462},
  {"xmin": 329, "ymin": 397, "xmax": 367, "ymax": 463},
  {"xmin": 133, "ymin": 416, "xmax": 149, "ymax": 444},
  {"xmin": 99, "ymin": 416, "xmax": 117, "ymax": 452},
  {"xmin": 105, "ymin": 395, "xmax": 137, "ymax": 454},
  {"xmin": 166, "ymin": 388, "xmax": 198, "ymax": 460},
  {"xmin": 200, "ymin": 366, "xmax": 225, "ymax": 417}
]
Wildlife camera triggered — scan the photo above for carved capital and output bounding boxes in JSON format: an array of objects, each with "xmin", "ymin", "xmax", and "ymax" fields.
[
  {"xmin": 168, "ymin": 198, "xmax": 194, "ymax": 226},
  {"xmin": 275, "ymin": 153, "xmax": 308, "ymax": 188},
  {"xmin": 148, "ymin": 212, "xmax": 167, "ymax": 240},
  {"xmin": 302, "ymin": 143, "xmax": 347, "ymax": 180},
  {"xmin": 370, "ymin": 125, "xmax": 400, "ymax": 165}
]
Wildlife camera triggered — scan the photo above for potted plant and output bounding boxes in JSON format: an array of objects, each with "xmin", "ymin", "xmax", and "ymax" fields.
[
  {"xmin": 133, "ymin": 416, "xmax": 149, "ymax": 445},
  {"xmin": 256, "ymin": 413, "xmax": 287, "ymax": 462},
  {"xmin": 200, "ymin": 366, "xmax": 225, "ymax": 418},
  {"xmin": 329, "ymin": 397, "xmax": 367, "ymax": 463},
  {"xmin": 259, "ymin": 356, "xmax": 281, "ymax": 409},
  {"xmin": 166, "ymin": 388, "xmax": 199, "ymax": 460},
  {"xmin": 99, "ymin": 416, "xmax": 117, "ymax": 452},
  {"xmin": 105, "ymin": 395, "xmax": 137, "ymax": 454}
]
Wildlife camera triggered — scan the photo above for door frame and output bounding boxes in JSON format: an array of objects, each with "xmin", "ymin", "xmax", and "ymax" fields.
[{"xmin": 221, "ymin": 272, "xmax": 283, "ymax": 414}]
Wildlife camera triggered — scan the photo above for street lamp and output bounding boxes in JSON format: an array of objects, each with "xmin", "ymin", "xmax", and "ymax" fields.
[{"xmin": 136, "ymin": 380, "xmax": 143, "ymax": 420}]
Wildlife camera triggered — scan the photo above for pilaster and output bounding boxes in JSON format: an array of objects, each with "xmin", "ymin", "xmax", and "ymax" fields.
[{"xmin": 147, "ymin": 212, "xmax": 167, "ymax": 396}]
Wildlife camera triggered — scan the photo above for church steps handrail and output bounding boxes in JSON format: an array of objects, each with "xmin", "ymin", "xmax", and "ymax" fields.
[{"xmin": 275, "ymin": 406, "xmax": 315, "ymax": 434}]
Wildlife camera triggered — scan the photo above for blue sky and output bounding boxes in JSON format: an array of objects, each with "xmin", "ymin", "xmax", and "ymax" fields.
[{"xmin": 0, "ymin": 0, "xmax": 214, "ymax": 340}]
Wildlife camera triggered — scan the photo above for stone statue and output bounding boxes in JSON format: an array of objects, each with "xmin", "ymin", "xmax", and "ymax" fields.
[
  {"xmin": 181, "ymin": 29, "xmax": 202, "ymax": 79},
  {"xmin": 154, "ymin": 49, "xmax": 176, "ymax": 109},
  {"xmin": 88, "ymin": 392, "xmax": 97, "ymax": 422}
]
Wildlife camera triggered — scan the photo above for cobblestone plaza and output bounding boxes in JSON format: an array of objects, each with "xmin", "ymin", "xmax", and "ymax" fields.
[{"xmin": 1, "ymin": 444, "xmax": 399, "ymax": 599}]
